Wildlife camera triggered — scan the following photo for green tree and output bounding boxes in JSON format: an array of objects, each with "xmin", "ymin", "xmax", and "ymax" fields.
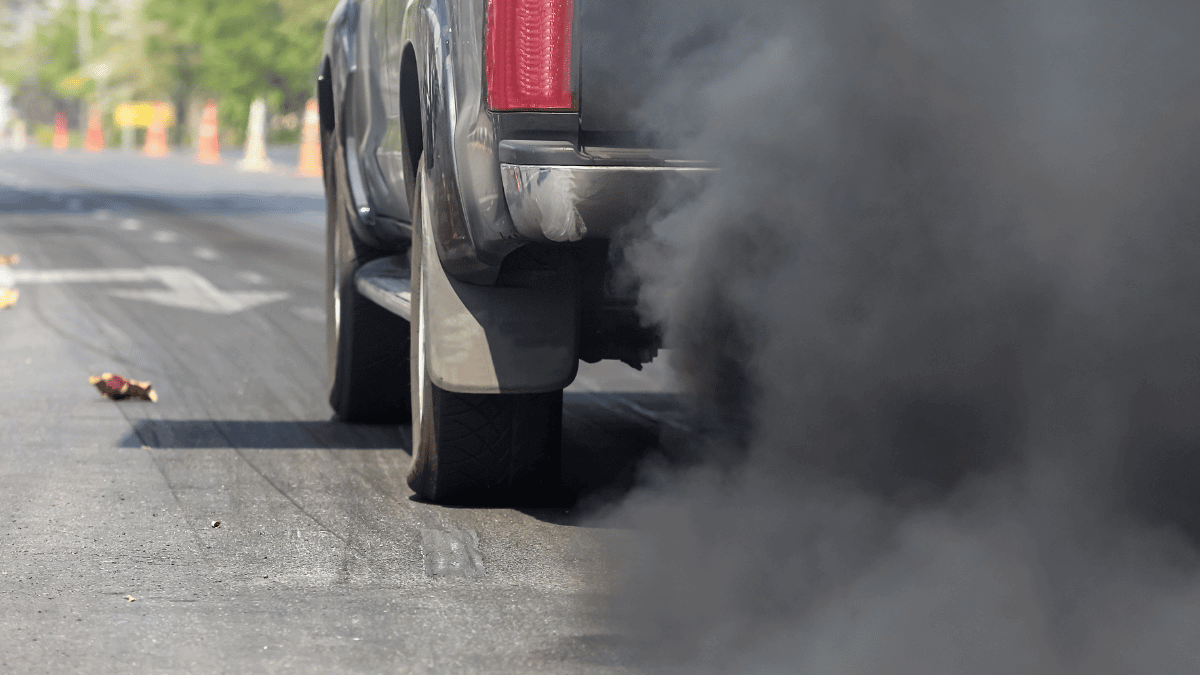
[
  {"xmin": 2, "ymin": 0, "xmax": 149, "ymax": 135},
  {"xmin": 144, "ymin": 0, "xmax": 335, "ymax": 143},
  {"xmin": 1, "ymin": 0, "xmax": 336, "ymax": 143}
]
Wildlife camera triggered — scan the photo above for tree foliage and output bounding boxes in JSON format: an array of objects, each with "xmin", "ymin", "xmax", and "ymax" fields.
[
  {"xmin": 2, "ymin": 0, "xmax": 336, "ymax": 139},
  {"xmin": 145, "ymin": 0, "xmax": 336, "ymax": 138}
]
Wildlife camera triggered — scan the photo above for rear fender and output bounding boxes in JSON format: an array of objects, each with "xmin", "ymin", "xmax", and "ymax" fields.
[{"xmin": 402, "ymin": 0, "xmax": 524, "ymax": 284}]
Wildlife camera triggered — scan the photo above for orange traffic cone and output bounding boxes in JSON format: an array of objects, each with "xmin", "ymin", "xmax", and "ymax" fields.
[
  {"xmin": 297, "ymin": 99, "xmax": 321, "ymax": 177},
  {"xmin": 52, "ymin": 112, "xmax": 69, "ymax": 150},
  {"xmin": 196, "ymin": 99, "xmax": 220, "ymax": 164},
  {"xmin": 83, "ymin": 108, "xmax": 105, "ymax": 152},
  {"xmin": 144, "ymin": 105, "xmax": 169, "ymax": 158}
]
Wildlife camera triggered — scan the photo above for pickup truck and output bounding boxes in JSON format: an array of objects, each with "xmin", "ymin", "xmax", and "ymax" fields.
[{"xmin": 318, "ymin": 0, "xmax": 711, "ymax": 504}]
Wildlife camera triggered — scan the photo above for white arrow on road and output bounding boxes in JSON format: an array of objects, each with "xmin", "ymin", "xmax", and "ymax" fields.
[{"xmin": 5, "ymin": 266, "xmax": 289, "ymax": 315}]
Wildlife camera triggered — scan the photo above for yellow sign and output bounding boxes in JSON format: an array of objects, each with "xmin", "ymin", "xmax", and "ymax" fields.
[
  {"xmin": 113, "ymin": 102, "xmax": 176, "ymax": 128},
  {"xmin": 59, "ymin": 74, "xmax": 87, "ymax": 93}
]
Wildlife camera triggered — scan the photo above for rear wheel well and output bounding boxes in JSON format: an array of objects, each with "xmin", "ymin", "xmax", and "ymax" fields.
[
  {"xmin": 400, "ymin": 44, "xmax": 423, "ymax": 205},
  {"xmin": 318, "ymin": 58, "xmax": 335, "ymax": 133}
]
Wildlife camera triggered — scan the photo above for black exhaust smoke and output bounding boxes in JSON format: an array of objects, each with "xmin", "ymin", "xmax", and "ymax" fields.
[{"xmin": 589, "ymin": 1, "xmax": 1200, "ymax": 672}]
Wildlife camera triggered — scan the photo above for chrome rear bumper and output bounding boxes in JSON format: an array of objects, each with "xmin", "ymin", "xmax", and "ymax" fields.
[{"xmin": 499, "ymin": 157, "xmax": 715, "ymax": 243}]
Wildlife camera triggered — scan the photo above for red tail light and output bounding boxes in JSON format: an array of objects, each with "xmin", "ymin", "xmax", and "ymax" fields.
[{"xmin": 487, "ymin": 0, "xmax": 575, "ymax": 111}]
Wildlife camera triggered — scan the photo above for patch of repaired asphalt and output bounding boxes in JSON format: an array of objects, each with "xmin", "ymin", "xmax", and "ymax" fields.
[{"xmin": 420, "ymin": 529, "xmax": 485, "ymax": 578}]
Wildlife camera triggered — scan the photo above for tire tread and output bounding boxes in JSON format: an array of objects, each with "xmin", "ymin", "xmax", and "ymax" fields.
[{"xmin": 418, "ymin": 387, "xmax": 561, "ymax": 505}]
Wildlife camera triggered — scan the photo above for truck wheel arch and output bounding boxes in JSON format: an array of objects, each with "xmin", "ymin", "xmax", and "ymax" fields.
[
  {"xmin": 399, "ymin": 43, "xmax": 423, "ymax": 207},
  {"xmin": 318, "ymin": 58, "xmax": 335, "ymax": 134}
]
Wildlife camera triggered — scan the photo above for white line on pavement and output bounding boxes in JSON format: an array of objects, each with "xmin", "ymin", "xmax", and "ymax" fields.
[{"xmin": 11, "ymin": 266, "xmax": 289, "ymax": 314}]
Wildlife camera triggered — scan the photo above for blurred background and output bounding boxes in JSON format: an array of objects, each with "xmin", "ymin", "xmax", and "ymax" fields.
[{"xmin": 0, "ymin": 0, "xmax": 336, "ymax": 150}]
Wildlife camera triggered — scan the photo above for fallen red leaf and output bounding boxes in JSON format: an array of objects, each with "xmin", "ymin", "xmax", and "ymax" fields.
[{"xmin": 89, "ymin": 373, "xmax": 158, "ymax": 402}]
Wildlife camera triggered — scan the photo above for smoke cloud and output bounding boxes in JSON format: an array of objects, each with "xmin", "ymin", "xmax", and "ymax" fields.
[{"xmin": 587, "ymin": 1, "xmax": 1200, "ymax": 672}]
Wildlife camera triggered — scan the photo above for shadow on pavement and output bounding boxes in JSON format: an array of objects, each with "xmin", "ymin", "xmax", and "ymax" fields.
[
  {"xmin": 122, "ymin": 418, "xmax": 402, "ymax": 450},
  {"xmin": 122, "ymin": 392, "xmax": 691, "ymax": 522},
  {"xmin": 524, "ymin": 392, "xmax": 694, "ymax": 524}
]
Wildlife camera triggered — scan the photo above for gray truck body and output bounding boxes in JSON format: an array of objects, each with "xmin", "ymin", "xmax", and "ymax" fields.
[
  {"xmin": 321, "ymin": 0, "xmax": 707, "ymax": 271},
  {"xmin": 318, "ymin": 0, "xmax": 709, "ymax": 504}
]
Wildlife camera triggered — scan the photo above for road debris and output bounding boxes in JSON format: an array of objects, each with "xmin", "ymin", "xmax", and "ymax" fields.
[
  {"xmin": 211, "ymin": 521, "xmax": 221, "ymax": 528},
  {"xmin": 89, "ymin": 373, "xmax": 158, "ymax": 402},
  {"xmin": 123, "ymin": 595, "xmax": 136, "ymax": 602}
]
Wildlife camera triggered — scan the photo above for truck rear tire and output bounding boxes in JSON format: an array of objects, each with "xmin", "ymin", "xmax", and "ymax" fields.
[
  {"xmin": 406, "ymin": 162, "xmax": 562, "ymax": 505},
  {"xmin": 325, "ymin": 120, "xmax": 412, "ymax": 424}
]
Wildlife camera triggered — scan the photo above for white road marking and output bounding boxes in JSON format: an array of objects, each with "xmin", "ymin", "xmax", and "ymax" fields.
[
  {"xmin": 152, "ymin": 231, "xmax": 178, "ymax": 243},
  {"xmin": 290, "ymin": 306, "xmax": 325, "ymax": 323},
  {"xmin": 0, "ymin": 170, "xmax": 30, "ymax": 188},
  {"xmin": 12, "ymin": 267, "xmax": 289, "ymax": 314},
  {"xmin": 192, "ymin": 247, "xmax": 220, "ymax": 261},
  {"xmin": 120, "ymin": 219, "xmax": 141, "ymax": 231},
  {"xmin": 13, "ymin": 269, "xmax": 153, "ymax": 284},
  {"xmin": 236, "ymin": 271, "xmax": 269, "ymax": 285}
]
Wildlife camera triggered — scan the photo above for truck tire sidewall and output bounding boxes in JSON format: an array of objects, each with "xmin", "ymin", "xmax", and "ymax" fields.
[
  {"xmin": 409, "ymin": 161, "xmax": 435, "ymax": 489},
  {"xmin": 325, "ymin": 112, "xmax": 411, "ymax": 423},
  {"xmin": 324, "ymin": 122, "xmax": 351, "ymax": 386},
  {"xmin": 325, "ymin": 70, "xmax": 379, "ymax": 387}
]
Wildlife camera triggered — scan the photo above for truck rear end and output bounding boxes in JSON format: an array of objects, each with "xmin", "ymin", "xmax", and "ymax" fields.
[
  {"xmin": 488, "ymin": 0, "xmax": 711, "ymax": 241},
  {"xmin": 353, "ymin": 0, "xmax": 713, "ymax": 504}
]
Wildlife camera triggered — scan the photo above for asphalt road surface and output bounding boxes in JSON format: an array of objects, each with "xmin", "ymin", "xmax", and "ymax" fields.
[{"xmin": 0, "ymin": 148, "xmax": 686, "ymax": 674}]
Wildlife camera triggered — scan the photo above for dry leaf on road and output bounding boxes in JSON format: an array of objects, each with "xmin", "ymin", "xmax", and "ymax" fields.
[{"xmin": 89, "ymin": 373, "xmax": 158, "ymax": 402}]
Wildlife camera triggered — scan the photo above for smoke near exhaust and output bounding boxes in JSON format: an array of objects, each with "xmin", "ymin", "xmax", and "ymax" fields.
[{"xmin": 590, "ymin": 1, "xmax": 1200, "ymax": 672}]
